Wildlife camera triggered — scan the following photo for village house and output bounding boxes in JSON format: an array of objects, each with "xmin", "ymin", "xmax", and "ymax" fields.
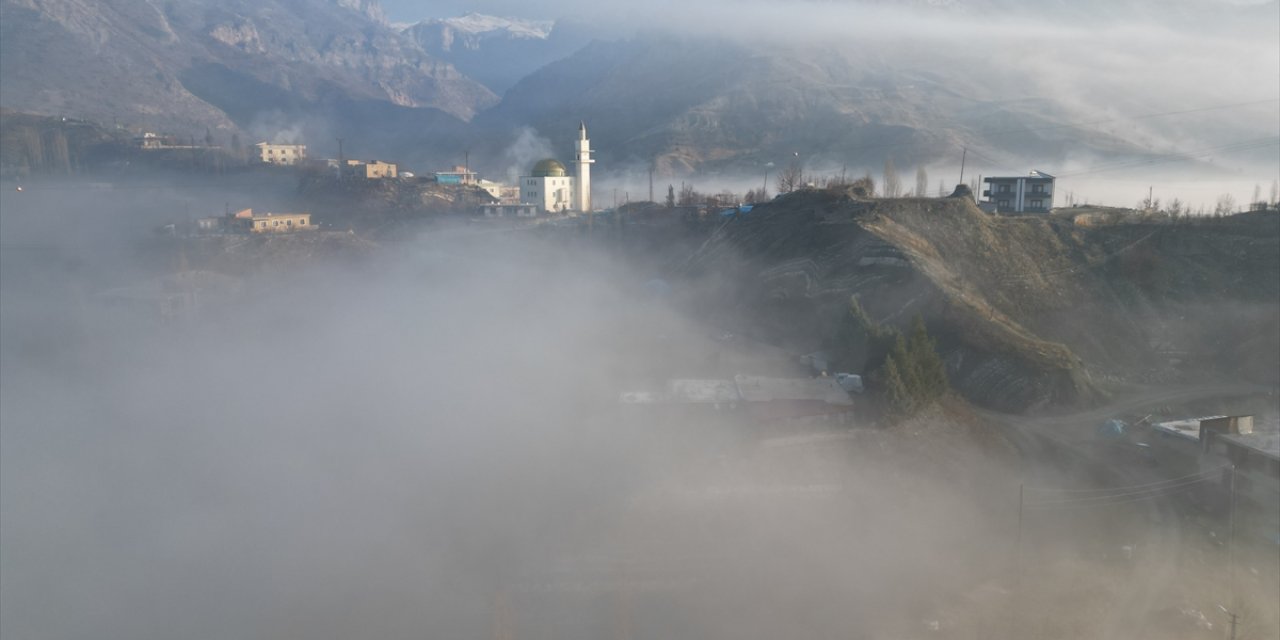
[
  {"xmin": 135, "ymin": 132, "xmax": 164, "ymax": 149},
  {"xmin": 1148, "ymin": 414, "xmax": 1279, "ymax": 539},
  {"xmin": 480, "ymin": 203, "xmax": 540, "ymax": 218},
  {"xmin": 982, "ymin": 170, "xmax": 1055, "ymax": 214},
  {"xmin": 435, "ymin": 165, "xmax": 477, "ymax": 185},
  {"xmin": 255, "ymin": 142, "xmax": 307, "ymax": 166},
  {"xmin": 327, "ymin": 159, "xmax": 398, "ymax": 179},
  {"xmin": 212, "ymin": 208, "xmax": 313, "ymax": 233}
]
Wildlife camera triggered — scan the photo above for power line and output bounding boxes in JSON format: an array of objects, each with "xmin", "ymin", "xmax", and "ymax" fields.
[
  {"xmin": 1027, "ymin": 474, "xmax": 1217, "ymax": 507},
  {"xmin": 1025, "ymin": 464, "xmax": 1230, "ymax": 495}
]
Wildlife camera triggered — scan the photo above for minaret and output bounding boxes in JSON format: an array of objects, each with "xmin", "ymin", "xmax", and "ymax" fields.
[{"xmin": 574, "ymin": 121, "xmax": 594, "ymax": 213}]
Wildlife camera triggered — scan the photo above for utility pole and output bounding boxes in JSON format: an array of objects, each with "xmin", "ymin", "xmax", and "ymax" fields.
[
  {"xmin": 336, "ymin": 137, "xmax": 345, "ymax": 179},
  {"xmin": 1228, "ymin": 464, "xmax": 1237, "ymax": 611},
  {"xmin": 1219, "ymin": 605, "xmax": 1238, "ymax": 640},
  {"xmin": 1016, "ymin": 482, "xmax": 1024, "ymax": 584},
  {"xmin": 959, "ymin": 147, "xmax": 967, "ymax": 186}
]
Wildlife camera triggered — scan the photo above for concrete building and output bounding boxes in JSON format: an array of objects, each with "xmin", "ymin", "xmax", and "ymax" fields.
[
  {"xmin": 480, "ymin": 203, "xmax": 540, "ymax": 218},
  {"xmin": 519, "ymin": 122, "xmax": 594, "ymax": 214},
  {"xmin": 343, "ymin": 159, "xmax": 397, "ymax": 179},
  {"xmin": 436, "ymin": 165, "xmax": 478, "ymax": 185},
  {"xmin": 477, "ymin": 179, "xmax": 506, "ymax": 201},
  {"xmin": 224, "ymin": 208, "xmax": 312, "ymax": 233},
  {"xmin": 619, "ymin": 375, "xmax": 854, "ymax": 423},
  {"xmin": 254, "ymin": 142, "xmax": 307, "ymax": 166},
  {"xmin": 982, "ymin": 170, "xmax": 1054, "ymax": 214},
  {"xmin": 520, "ymin": 158, "xmax": 576, "ymax": 213},
  {"xmin": 136, "ymin": 132, "xmax": 164, "ymax": 149}
]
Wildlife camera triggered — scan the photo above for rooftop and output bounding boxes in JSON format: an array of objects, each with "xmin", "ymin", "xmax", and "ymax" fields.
[
  {"xmin": 532, "ymin": 158, "xmax": 567, "ymax": 178},
  {"xmin": 619, "ymin": 376, "xmax": 853, "ymax": 407},
  {"xmin": 734, "ymin": 375, "xmax": 853, "ymax": 406},
  {"xmin": 1152, "ymin": 416, "xmax": 1227, "ymax": 442},
  {"xmin": 1220, "ymin": 431, "xmax": 1280, "ymax": 462}
]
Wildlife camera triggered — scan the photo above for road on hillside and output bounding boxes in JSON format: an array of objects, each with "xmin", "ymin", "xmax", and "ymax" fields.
[{"xmin": 980, "ymin": 381, "xmax": 1271, "ymax": 640}]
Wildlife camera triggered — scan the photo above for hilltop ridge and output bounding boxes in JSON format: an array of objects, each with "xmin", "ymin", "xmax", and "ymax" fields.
[{"xmin": 676, "ymin": 189, "xmax": 1279, "ymax": 411}]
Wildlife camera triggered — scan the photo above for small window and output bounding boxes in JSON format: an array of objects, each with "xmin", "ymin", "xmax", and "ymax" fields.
[{"xmin": 998, "ymin": 184, "xmax": 1010, "ymax": 193}]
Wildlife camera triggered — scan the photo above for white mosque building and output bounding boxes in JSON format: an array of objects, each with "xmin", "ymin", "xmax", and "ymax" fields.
[{"xmin": 519, "ymin": 122, "xmax": 593, "ymax": 214}]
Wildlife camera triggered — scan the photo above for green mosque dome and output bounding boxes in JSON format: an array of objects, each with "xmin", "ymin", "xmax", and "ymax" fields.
[{"xmin": 531, "ymin": 158, "xmax": 567, "ymax": 177}]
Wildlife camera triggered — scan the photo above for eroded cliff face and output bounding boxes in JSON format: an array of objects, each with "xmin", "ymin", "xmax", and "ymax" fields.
[
  {"xmin": 0, "ymin": 0, "xmax": 497, "ymax": 134},
  {"xmin": 677, "ymin": 190, "xmax": 1278, "ymax": 412}
]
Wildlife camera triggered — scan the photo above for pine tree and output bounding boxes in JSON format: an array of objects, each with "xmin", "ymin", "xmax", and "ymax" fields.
[
  {"xmin": 907, "ymin": 315, "xmax": 949, "ymax": 402},
  {"xmin": 881, "ymin": 352, "xmax": 914, "ymax": 418},
  {"xmin": 889, "ymin": 333, "xmax": 919, "ymax": 398}
]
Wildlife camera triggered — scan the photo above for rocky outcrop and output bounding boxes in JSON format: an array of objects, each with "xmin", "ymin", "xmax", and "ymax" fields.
[{"xmin": 0, "ymin": 0, "xmax": 497, "ymax": 136}]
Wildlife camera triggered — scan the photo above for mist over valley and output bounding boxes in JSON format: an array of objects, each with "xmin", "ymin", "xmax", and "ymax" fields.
[{"xmin": 2, "ymin": 1, "xmax": 1279, "ymax": 638}]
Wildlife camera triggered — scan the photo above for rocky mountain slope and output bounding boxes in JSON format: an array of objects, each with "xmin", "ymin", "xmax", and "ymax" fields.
[
  {"xmin": 477, "ymin": 1, "xmax": 1278, "ymax": 177},
  {"xmin": 477, "ymin": 35, "xmax": 1142, "ymax": 176},
  {"xmin": 0, "ymin": 0, "xmax": 496, "ymax": 137},
  {"xmin": 400, "ymin": 14, "xmax": 588, "ymax": 94},
  {"xmin": 674, "ymin": 189, "xmax": 1279, "ymax": 411}
]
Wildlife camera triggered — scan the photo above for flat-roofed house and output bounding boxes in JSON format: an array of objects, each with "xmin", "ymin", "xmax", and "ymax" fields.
[
  {"xmin": 982, "ymin": 170, "xmax": 1054, "ymax": 214},
  {"xmin": 255, "ymin": 142, "xmax": 307, "ymax": 166}
]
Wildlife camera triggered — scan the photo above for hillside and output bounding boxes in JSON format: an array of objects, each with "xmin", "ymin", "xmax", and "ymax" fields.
[
  {"xmin": 476, "ymin": 8, "xmax": 1278, "ymax": 178},
  {"xmin": 674, "ymin": 189, "xmax": 1279, "ymax": 411},
  {"xmin": 0, "ymin": 0, "xmax": 496, "ymax": 138},
  {"xmin": 400, "ymin": 14, "xmax": 589, "ymax": 94}
]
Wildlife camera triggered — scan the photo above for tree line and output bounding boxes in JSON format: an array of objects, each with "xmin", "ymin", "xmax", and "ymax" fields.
[{"xmin": 828, "ymin": 297, "xmax": 950, "ymax": 421}]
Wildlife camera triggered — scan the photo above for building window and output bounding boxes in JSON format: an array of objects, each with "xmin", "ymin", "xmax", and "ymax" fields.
[
  {"xmin": 997, "ymin": 200, "xmax": 1010, "ymax": 208},
  {"xmin": 1030, "ymin": 199, "xmax": 1043, "ymax": 209},
  {"xmin": 1031, "ymin": 184, "xmax": 1044, "ymax": 193},
  {"xmin": 998, "ymin": 184, "xmax": 1010, "ymax": 193}
]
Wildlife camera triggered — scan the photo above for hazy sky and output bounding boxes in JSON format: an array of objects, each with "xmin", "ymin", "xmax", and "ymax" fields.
[{"xmin": 379, "ymin": 0, "xmax": 1279, "ymax": 23}]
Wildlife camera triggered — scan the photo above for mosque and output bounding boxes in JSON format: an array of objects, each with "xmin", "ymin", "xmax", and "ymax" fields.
[{"xmin": 519, "ymin": 122, "xmax": 593, "ymax": 213}]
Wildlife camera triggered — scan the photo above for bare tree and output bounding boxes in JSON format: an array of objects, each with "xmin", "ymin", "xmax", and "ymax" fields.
[
  {"xmin": 776, "ymin": 161, "xmax": 803, "ymax": 194},
  {"xmin": 21, "ymin": 127, "xmax": 44, "ymax": 173},
  {"xmin": 850, "ymin": 174, "xmax": 876, "ymax": 197},
  {"xmin": 678, "ymin": 183, "xmax": 697, "ymax": 206},
  {"xmin": 1214, "ymin": 193, "xmax": 1237, "ymax": 216},
  {"xmin": 48, "ymin": 129, "xmax": 71, "ymax": 175},
  {"xmin": 915, "ymin": 167, "xmax": 928, "ymax": 198},
  {"xmin": 883, "ymin": 157, "xmax": 901, "ymax": 198},
  {"xmin": 1270, "ymin": 179, "xmax": 1278, "ymax": 206}
]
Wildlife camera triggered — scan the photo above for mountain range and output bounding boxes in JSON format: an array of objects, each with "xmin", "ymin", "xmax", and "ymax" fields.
[{"xmin": 1, "ymin": 0, "xmax": 1276, "ymax": 178}]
